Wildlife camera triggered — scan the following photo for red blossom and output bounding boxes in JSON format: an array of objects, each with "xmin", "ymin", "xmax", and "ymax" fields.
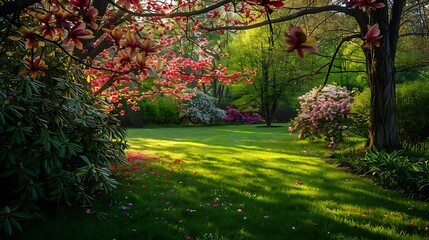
[
  {"xmin": 19, "ymin": 57, "xmax": 48, "ymax": 78},
  {"xmin": 135, "ymin": 53, "xmax": 149, "ymax": 79},
  {"xmin": 84, "ymin": 7, "xmax": 99, "ymax": 29},
  {"xmin": 35, "ymin": 12, "xmax": 60, "ymax": 39},
  {"xmin": 64, "ymin": 22, "xmax": 94, "ymax": 49},
  {"xmin": 54, "ymin": 8, "xmax": 78, "ymax": 29},
  {"xmin": 9, "ymin": 26, "xmax": 45, "ymax": 49},
  {"xmin": 114, "ymin": 49, "xmax": 133, "ymax": 69},
  {"xmin": 117, "ymin": 0, "xmax": 140, "ymax": 9},
  {"xmin": 102, "ymin": 28, "xmax": 124, "ymax": 46},
  {"xmin": 140, "ymin": 39, "xmax": 161, "ymax": 56},
  {"xmin": 284, "ymin": 25, "xmax": 318, "ymax": 58},
  {"xmin": 70, "ymin": 0, "xmax": 90, "ymax": 10},
  {"xmin": 122, "ymin": 31, "xmax": 142, "ymax": 51},
  {"xmin": 363, "ymin": 23, "xmax": 382, "ymax": 48}
]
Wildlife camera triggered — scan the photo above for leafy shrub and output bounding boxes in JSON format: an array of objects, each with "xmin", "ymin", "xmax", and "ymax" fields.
[
  {"xmin": 224, "ymin": 107, "xmax": 262, "ymax": 124},
  {"xmin": 348, "ymin": 88, "xmax": 370, "ymax": 138},
  {"xmin": 351, "ymin": 81, "xmax": 429, "ymax": 151},
  {"xmin": 289, "ymin": 84, "xmax": 354, "ymax": 148},
  {"xmin": 337, "ymin": 149, "xmax": 429, "ymax": 199},
  {"xmin": 140, "ymin": 99, "xmax": 160, "ymax": 123},
  {"xmin": 0, "ymin": 76, "xmax": 127, "ymax": 236},
  {"xmin": 182, "ymin": 91, "xmax": 226, "ymax": 124},
  {"xmin": 138, "ymin": 96, "xmax": 179, "ymax": 125},
  {"xmin": 155, "ymin": 97, "xmax": 180, "ymax": 124}
]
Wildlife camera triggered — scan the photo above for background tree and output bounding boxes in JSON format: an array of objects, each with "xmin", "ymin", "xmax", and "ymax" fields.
[{"xmin": 226, "ymin": 25, "xmax": 305, "ymax": 127}]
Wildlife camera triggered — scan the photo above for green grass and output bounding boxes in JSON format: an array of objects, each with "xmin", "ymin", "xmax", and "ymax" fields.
[{"xmin": 15, "ymin": 124, "xmax": 429, "ymax": 240}]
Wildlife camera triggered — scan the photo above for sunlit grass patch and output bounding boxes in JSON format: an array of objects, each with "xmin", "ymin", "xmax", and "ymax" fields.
[{"xmin": 15, "ymin": 124, "xmax": 429, "ymax": 240}]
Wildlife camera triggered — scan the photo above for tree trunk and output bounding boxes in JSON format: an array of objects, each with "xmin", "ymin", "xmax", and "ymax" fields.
[{"xmin": 364, "ymin": 18, "xmax": 401, "ymax": 152}]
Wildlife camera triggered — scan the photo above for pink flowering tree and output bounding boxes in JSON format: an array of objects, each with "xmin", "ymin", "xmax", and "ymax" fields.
[{"xmin": 289, "ymin": 84, "xmax": 354, "ymax": 148}]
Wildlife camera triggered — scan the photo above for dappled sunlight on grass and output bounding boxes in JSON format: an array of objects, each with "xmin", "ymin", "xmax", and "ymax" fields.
[
  {"xmin": 15, "ymin": 124, "xmax": 429, "ymax": 240},
  {"xmin": 121, "ymin": 125, "xmax": 429, "ymax": 239}
]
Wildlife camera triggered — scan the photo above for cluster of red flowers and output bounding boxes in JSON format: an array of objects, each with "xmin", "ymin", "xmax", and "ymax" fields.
[{"xmin": 7, "ymin": 0, "xmax": 384, "ymax": 114}]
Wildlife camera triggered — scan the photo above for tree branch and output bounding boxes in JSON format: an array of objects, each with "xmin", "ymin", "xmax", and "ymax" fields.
[
  {"xmin": 107, "ymin": 0, "xmax": 232, "ymax": 18},
  {"xmin": 204, "ymin": 5, "xmax": 352, "ymax": 32},
  {"xmin": 321, "ymin": 34, "xmax": 361, "ymax": 88},
  {"xmin": 93, "ymin": 73, "xmax": 121, "ymax": 96},
  {"xmin": 0, "ymin": 0, "xmax": 42, "ymax": 17},
  {"xmin": 389, "ymin": 0, "xmax": 405, "ymax": 62}
]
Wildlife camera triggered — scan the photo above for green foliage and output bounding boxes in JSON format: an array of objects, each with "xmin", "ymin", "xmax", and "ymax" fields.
[
  {"xmin": 351, "ymin": 81, "xmax": 429, "ymax": 150},
  {"xmin": 337, "ymin": 149, "xmax": 429, "ymax": 199},
  {"xmin": 396, "ymin": 81, "xmax": 429, "ymax": 150},
  {"xmin": 348, "ymin": 88, "xmax": 371, "ymax": 138},
  {"xmin": 0, "ymin": 76, "xmax": 128, "ymax": 236},
  {"xmin": 139, "ymin": 96, "xmax": 179, "ymax": 125}
]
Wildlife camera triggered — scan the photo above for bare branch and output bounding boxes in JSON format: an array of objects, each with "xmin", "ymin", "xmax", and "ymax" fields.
[
  {"xmin": 321, "ymin": 34, "xmax": 361, "ymax": 88},
  {"xmin": 399, "ymin": 32, "xmax": 429, "ymax": 37},
  {"xmin": 390, "ymin": 0, "xmax": 405, "ymax": 62},
  {"xmin": 204, "ymin": 5, "xmax": 352, "ymax": 32},
  {"xmin": 93, "ymin": 73, "xmax": 121, "ymax": 96}
]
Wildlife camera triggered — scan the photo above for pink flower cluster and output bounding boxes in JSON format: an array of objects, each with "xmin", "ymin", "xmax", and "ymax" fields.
[
  {"xmin": 289, "ymin": 84, "xmax": 354, "ymax": 148},
  {"xmin": 224, "ymin": 108, "xmax": 262, "ymax": 124}
]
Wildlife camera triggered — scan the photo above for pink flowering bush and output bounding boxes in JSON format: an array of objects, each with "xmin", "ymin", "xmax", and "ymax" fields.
[
  {"xmin": 224, "ymin": 108, "xmax": 262, "ymax": 124},
  {"xmin": 289, "ymin": 84, "xmax": 354, "ymax": 148}
]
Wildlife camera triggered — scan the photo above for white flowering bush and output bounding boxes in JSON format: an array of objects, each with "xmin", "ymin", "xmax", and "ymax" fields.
[
  {"xmin": 183, "ymin": 91, "xmax": 226, "ymax": 124},
  {"xmin": 289, "ymin": 84, "xmax": 354, "ymax": 148}
]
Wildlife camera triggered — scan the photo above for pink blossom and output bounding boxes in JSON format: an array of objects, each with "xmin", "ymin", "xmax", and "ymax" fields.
[
  {"xmin": 363, "ymin": 23, "xmax": 382, "ymax": 48},
  {"xmin": 284, "ymin": 25, "xmax": 318, "ymax": 58}
]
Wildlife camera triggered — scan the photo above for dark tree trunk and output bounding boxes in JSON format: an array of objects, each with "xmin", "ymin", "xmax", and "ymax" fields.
[
  {"xmin": 261, "ymin": 56, "xmax": 273, "ymax": 127},
  {"xmin": 365, "ymin": 48, "xmax": 400, "ymax": 151},
  {"xmin": 361, "ymin": 3, "xmax": 402, "ymax": 152}
]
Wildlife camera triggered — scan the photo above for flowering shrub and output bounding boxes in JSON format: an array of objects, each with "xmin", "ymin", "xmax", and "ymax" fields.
[
  {"xmin": 224, "ymin": 108, "xmax": 262, "ymax": 124},
  {"xmin": 182, "ymin": 91, "xmax": 226, "ymax": 124},
  {"xmin": 289, "ymin": 84, "xmax": 354, "ymax": 148}
]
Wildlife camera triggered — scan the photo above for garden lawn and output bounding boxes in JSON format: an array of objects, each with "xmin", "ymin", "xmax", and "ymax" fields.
[{"xmin": 16, "ymin": 124, "xmax": 429, "ymax": 240}]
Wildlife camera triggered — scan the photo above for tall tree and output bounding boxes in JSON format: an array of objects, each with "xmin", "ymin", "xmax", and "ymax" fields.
[{"xmin": 226, "ymin": 26, "xmax": 302, "ymax": 127}]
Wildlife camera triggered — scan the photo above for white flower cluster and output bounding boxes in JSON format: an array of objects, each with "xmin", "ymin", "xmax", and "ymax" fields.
[{"xmin": 183, "ymin": 91, "xmax": 226, "ymax": 124}]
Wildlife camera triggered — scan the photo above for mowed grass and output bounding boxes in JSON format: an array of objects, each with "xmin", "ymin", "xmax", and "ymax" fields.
[{"xmin": 16, "ymin": 124, "xmax": 429, "ymax": 240}]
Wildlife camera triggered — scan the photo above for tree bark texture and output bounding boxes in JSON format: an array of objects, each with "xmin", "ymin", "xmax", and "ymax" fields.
[{"xmin": 362, "ymin": 4, "xmax": 401, "ymax": 151}]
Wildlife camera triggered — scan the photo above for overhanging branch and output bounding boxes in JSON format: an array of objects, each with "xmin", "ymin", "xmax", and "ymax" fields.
[
  {"xmin": 321, "ymin": 34, "xmax": 361, "ymax": 88},
  {"xmin": 0, "ymin": 0, "xmax": 42, "ymax": 17},
  {"xmin": 107, "ymin": 0, "xmax": 232, "ymax": 18},
  {"xmin": 204, "ymin": 5, "xmax": 352, "ymax": 32}
]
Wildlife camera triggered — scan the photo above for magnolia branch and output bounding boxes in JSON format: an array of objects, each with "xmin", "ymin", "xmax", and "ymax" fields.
[
  {"xmin": 107, "ymin": 0, "xmax": 232, "ymax": 18},
  {"xmin": 0, "ymin": 0, "xmax": 42, "ymax": 16},
  {"xmin": 93, "ymin": 73, "xmax": 120, "ymax": 96},
  {"xmin": 203, "ymin": 5, "xmax": 351, "ymax": 31}
]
